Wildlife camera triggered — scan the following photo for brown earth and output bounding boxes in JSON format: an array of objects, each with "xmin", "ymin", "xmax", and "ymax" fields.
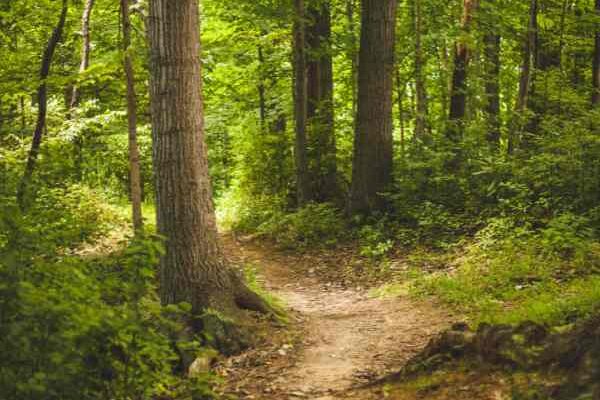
[{"xmin": 216, "ymin": 235, "xmax": 455, "ymax": 400}]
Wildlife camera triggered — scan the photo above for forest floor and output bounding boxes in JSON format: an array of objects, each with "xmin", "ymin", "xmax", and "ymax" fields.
[{"xmin": 216, "ymin": 235, "xmax": 455, "ymax": 400}]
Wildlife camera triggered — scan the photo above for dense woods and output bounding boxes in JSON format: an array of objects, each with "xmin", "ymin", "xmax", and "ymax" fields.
[{"xmin": 1, "ymin": 0, "xmax": 600, "ymax": 398}]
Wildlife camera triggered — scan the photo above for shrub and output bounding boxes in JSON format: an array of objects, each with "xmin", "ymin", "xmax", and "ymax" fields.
[{"xmin": 257, "ymin": 202, "xmax": 347, "ymax": 249}]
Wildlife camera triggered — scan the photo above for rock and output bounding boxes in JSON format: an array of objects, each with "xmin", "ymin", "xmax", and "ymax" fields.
[{"xmin": 188, "ymin": 354, "xmax": 214, "ymax": 377}]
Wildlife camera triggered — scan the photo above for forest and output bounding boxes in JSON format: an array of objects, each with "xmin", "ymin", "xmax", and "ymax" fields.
[{"xmin": 1, "ymin": 0, "xmax": 600, "ymax": 398}]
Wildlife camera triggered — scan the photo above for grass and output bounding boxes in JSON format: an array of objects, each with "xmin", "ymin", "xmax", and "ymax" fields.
[
  {"xmin": 244, "ymin": 264, "xmax": 288, "ymax": 323},
  {"xmin": 407, "ymin": 237, "xmax": 600, "ymax": 327}
]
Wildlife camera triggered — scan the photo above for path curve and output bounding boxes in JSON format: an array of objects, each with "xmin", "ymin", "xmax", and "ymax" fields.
[{"xmin": 219, "ymin": 236, "xmax": 453, "ymax": 399}]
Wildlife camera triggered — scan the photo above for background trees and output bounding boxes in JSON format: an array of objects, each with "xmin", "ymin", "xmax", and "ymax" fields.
[{"xmin": 2, "ymin": 0, "xmax": 600, "ymax": 397}]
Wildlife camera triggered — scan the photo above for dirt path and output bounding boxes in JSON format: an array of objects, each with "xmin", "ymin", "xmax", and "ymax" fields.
[{"xmin": 218, "ymin": 236, "xmax": 454, "ymax": 399}]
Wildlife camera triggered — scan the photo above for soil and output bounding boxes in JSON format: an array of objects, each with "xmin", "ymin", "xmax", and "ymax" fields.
[{"xmin": 216, "ymin": 235, "xmax": 455, "ymax": 400}]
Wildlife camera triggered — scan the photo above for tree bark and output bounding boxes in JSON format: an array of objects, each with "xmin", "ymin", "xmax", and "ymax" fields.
[
  {"xmin": 120, "ymin": 0, "xmax": 143, "ymax": 234},
  {"xmin": 508, "ymin": 0, "xmax": 537, "ymax": 155},
  {"xmin": 593, "ymin": 0, "xmax": 600, "ymax": 106},
  {"xmin": 257, "ymin": 44, "xmax": 267, "ymax": 129},
  {"xmin": 17, "ymin": 0, "xmax": 68, "ymax": 209},
  {"xmin": 306, "ymin": 0, "xmax": 337, "ymax": 202},
  {"xmin": 70, "ymin": 0, "xmax": 95, "ymax": 110},
  {"xmin": 484, "ymin": 33, "xmax": 501, "ymax": 149},
  {"xmin": 412, "ymin": 0, "xmax": 428, "ymax": 143},
  {"xmin": 293, "ymin": 0, "xmax": 311, "ymax": 206},
  {"xmin": 447, "ymin": 0, "xmax": 478, "ymax": 145},
  {"xmin": 147, "ymin": 0, "xmax": 269, "ymax": 319},
  {"xmin": 349, "ymin": 0, "xmax": 398, "ymax": 215}
]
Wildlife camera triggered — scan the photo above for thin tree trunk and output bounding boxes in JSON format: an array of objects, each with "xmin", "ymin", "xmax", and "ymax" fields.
[
  {"xmin": 508, "ymin": 0, "xmax": 537, "ymax": 155},
  {"xmin": 346, "ymin": 0, "xmax": 359, "ymax": 120},
  {"xmin": 396, "ymin": 70, "xmax": 406, "ymax": 159},
  {"xmin": 593, "ymin": 0, "xmax": 600, "ymax": 106},
  {"xmin": 17, "ymin": 0, "xmax": 68, "ymax": 209},
  {"xmin": 148, "ymin": 0, "xmax": 269, "ymax": 320},
  {"xmin": 306, "ymin": 0, "xmax": 337, "ymax": 202},
  {"xmin": 257, "ymin": 44, "xmax": 267, "ymax": 129},
  {"xmin": 293, "ymin": 0, "xmax": 310, "ymax": 206},
  {"xmin": 70, "ymin": 0, "xmax": 95, "ymax": 110},
  {"xmin": 349, "ymin": 0, "xmax": 398, "ymax": 214},
  {"xmin": 447, "ymin": 0, "xmax": 478, "ymax": 144},
  {"xmin": 412, "ymin": 0, "xmax": 428, "ymax": 142},
  {"xmin": 484, "ymin": 33, "xmax": 501, "ymax": 149},
  {"xmin": 121, "ymin": 0, "xmax": 143, "ymax": 234}
]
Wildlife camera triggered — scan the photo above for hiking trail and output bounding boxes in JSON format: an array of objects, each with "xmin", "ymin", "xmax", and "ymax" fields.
[{"xmin": 218, "ymin": 236, "xmax": 454, "ymax": 399}]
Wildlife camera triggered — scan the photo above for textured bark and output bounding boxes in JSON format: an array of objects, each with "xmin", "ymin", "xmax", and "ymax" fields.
[
  {"xmin": 121, "ymin": 0, "xmax": 143, "ymax": 234},
  {"xmin": 293, "ymin": 0, "xmax": 311, "ymax": 206},
  {"xmin": 412, "ymin": 0, "xmax": 428, "ymax": 142},
  {"xmin": 593, "ymin": 0, "xmax": 600, "ymax": 106},
  {"xmin": 508, "ymin": 0, "xmax": 537, "ymax": 155},
  {"xmin": 484, "ymin": 33, "xmax": 501, "ymax": 148},
  {"xmin": 70, "ymin": 0, "xmax": 95, "ymax": 110},
  {"xmin": 17, "ymin": 0, "xmax": 68, "ymax": 208},
  {"xmin": 306, "ymin": 1, "xmax": 337, "ymax": 202},
  {"xmin": 447, "ymin": 0, "xmax": 478, "ymax": 144},
  {"xmin": 148, "ymin": 0, "xmax": 269, "ymax": 317},
  {"xmin": 349, "ymin": 0, "xmax": 398, "ymax": 214}
]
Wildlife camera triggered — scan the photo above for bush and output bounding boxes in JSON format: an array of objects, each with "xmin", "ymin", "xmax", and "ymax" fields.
[
  {"xmin": 256, "ymin": 203, "xmax": 347, "ymax": 249},
  {"xmin": 0, "ymin": 235, "xmax": 217, "ymax": 400}
]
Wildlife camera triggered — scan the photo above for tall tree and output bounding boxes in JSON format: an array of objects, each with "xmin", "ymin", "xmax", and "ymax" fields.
[
  {"xmin": 293, "ymin": 0, "xmax": 311, "ymax": 206},
  {"xmin": 484, "ymin": 32, "xmax": 501, "ymax": 148},
  {"xmin": 349, "ymin": 0, "xmax": 398, "ymax": 214},
  {"xmin": 306, "ymin": 0, "xmax": 337, "ymax": 202},
  {"xmin": 17, "ymin": 0, "xmax": 68, "ymax": 208},
  {"xmin": 412, "ymin": 0, "xmax": 428, "ymax": 142},
  {"xmin": 70, "ymin": 0, "xmax": 95, "ymax": 110},
  {"xmin": 446, "ymin": 0, "xmax": 478, "ymax": 145},
  {"xmin": 508, "ymin": 0, "xmax": 537, "ymax": 155},
  {"xmin": 147, "ymin": 0, "xmax": 269, "ymax": 321},
  {"xmin": 593, "ymin": 0, "xmax": 600, "ymax": 106},
  {"xmin": 120, "ymin": 0, "xmax": 143, "ymax": 233}
]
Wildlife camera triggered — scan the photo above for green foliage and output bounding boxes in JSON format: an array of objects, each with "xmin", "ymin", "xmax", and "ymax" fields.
[
  {"xmin": 256, "ymin": 203, "xmax": 347, "ymax": 250},
  {"xmin": 0, "ymin": 189, "xmax": 218, "ymax": 400},
  {"xmin": 412, "ymin": 214, "xmax": 600, "ymax": 327}
]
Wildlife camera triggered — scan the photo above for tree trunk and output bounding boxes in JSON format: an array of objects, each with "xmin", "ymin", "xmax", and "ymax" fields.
[
  {"xmin": 120, "ymin": 0, "xmax": 143, "ymax": 234},
  {"xmin": 412, "ymin": 0, "xmax": 428, "ymax": 143},
  {"xmin": 508, "ymin": 0, "xmax": 537, "ymax": 155},
  {"xmin": 147, "ymin": 0, "xmax": 269, "ymax": 323},
  {"xmin": 293, "ymin": 0, "xmax": 311, "ymax": 206},
  {"xmin": 484, "ymin": 33, "xmax": 501, "ymax": 149},
  {"xmin": 349, "ymin": 0, "xmax": 398, "ymax": 215},
  {"xmin": 593, "ymin": 0, "xmax": 600, "ymax": 106},
  {"xmin": 70, "ymin": 0, "xmax": 95, "ymax": 110},
  {"xmin": 258, "ymin": 44, "xmax": 267, "ymax": 129},
  {"xmin": 346, "ymin": 0, "xmax": 359, "ymax": 120},
  {"xmin": 306, "ymin": 0, "xmax": 337, "ymax": 202},
  {"xmin": 447, "ymin": 0, "xmax": 478, "ymax": 145},
  {"xmin": 17, "ymin": 0, "xmax": 68, "ymax": 209}
]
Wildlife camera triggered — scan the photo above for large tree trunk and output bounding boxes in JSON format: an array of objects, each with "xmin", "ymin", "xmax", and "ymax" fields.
[
  {"xmin": 412, "ymin": 0, "xmax": 428, "ymax": 143},
  {"xmin": 147, "ymin": 0, "xmax": 269, "ymax": 325},
  {"xmin": 120, "ymin": 0, "xmax": 143, "ymax": 234},
  {"xmin": 484, "ymin": 32, "xmax": 501, "ymax": 149},
  {"xmin": 70, "ymin": 0, "xmax": 95, "ymax": 110},
  {"xmin": 508, "ymin": 0, "xmax": 537, "ymax": 155},
  {"xmin": 593, "ymin": 0, "xmax": 600, "ymax": 106},
  {"xmin": 17, "ymin": 0, "xmax": 68, "ymax": 209},
  {"xmin": 293, "ymin": 0, "xmax": 311, "ymax": 206},
  {"xmin": 446, "ymin": 0, "xmax": 478, "ymax": 145},
  {"xmin": 306, "ymin": 1, "xmax": 337, "ymax": 203},
  {"xmin": 349, "ymin": 0, "xmax": 398, "ymax": 215}
]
